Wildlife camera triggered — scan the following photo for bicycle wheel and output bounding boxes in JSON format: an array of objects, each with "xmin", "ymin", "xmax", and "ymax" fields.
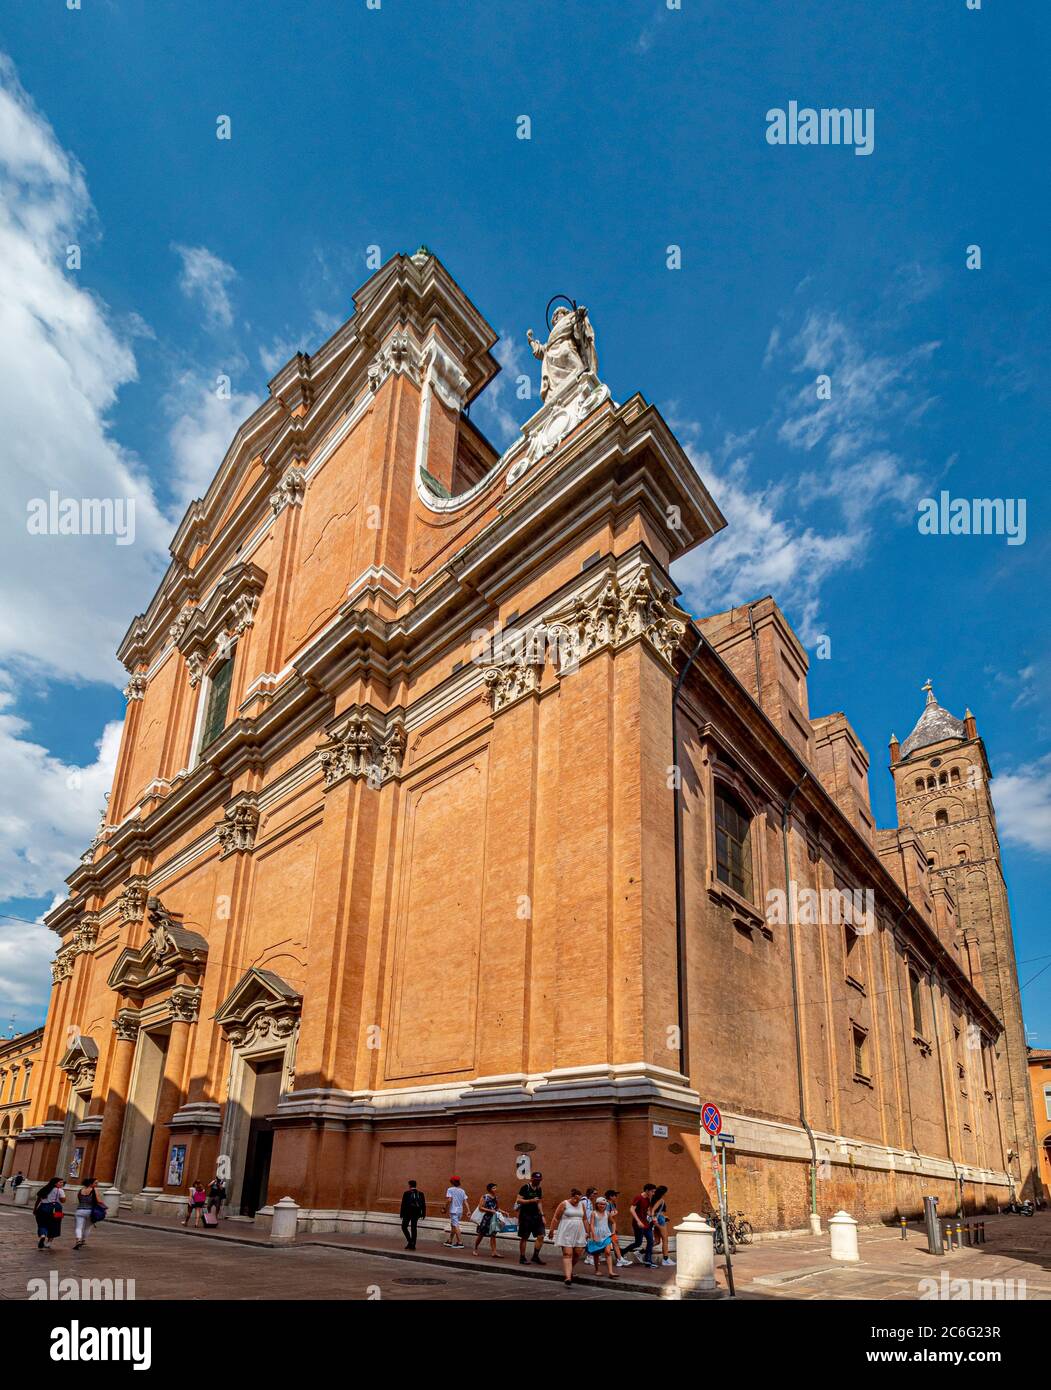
[{"xmin": 736, "ymin": 1220, "xmax": 754, "ymax": 1245}]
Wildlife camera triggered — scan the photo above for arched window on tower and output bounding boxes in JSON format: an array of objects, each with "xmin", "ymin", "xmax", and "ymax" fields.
[
  {"xmin": 927, "ymin": 776, "xmax": 936, "ymax": 790},
  {"xmin": 950, "ymin": 767, "xmax": 961, "ymax": 784},
  {"xmin": 939, "ymin": 771, "xmax": 948, "ymax": 786},
  {"xmin": 915, "ymin": 778, "xmax": 925, "ymax": 793},
  {"xmin": 935, "ymin": 809, "xmax": 949, "ymax": 827}
]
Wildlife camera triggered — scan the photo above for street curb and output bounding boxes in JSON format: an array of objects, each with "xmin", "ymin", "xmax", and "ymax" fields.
[
  {"xmin": 0, "ymin": 1203, "xmax": 275, "ymax": 1251},
  {"xmin": 303, "ymin": 1238, "xmax": 720, "ymax": 1297}
]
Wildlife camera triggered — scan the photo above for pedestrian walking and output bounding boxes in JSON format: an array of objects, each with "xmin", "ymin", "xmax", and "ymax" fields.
[
  {"xmin": 516, "ymin": 1170, "xmax": 546, "ymax": 1265},
  {"xmin": 650, "ymin": 1185, "xmax": 673, "ymax": 1265},
  {"xmin": 586, "ymin": 1195, "xmax": 619, "ymax": 1279},
  {"xmin": 626, "ymin": 1182, "xmax": 657, "ymax": 1266},
  {"xmin": 605, "ymin": 1189, "xmax": 631, "ymax": 1267},
  {"xmin": 206, "ymin": 1175, "xmax": 227, "ymax": 1223},
  {"xmin": 473, "ymin": 1183, "xmax": 506, "ymax": 1257},
  {"xmin": 183, "ymin": 1179, "xmax": 207, "ymax": 1227},
  {"xmin": 400, "ymin": 1179, "xmax": 426, "ymax": 1249},
  {"xmin": 550, "ymin": 1188, "xmax": 590, "ymax": 1287},
  {"xmin": 73, "ymin": 1176, "xmax": 104, "ymax": 1249},
  {"xmin": 443, "ymin": 1176, "xmax": 469, "ymax": 1247},
  {"xmin": 11, "ymin": 1170, "xmax": 25, "ymax": 1192},
  {"xmin": 33, "ymin": 1177, "xmax": 64, "ymax": 1250}
]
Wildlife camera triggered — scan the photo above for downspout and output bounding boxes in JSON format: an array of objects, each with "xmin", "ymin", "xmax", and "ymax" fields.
[
  {"xmin": 928, "ymin": 972, "xmax": 964, "ymax": 1216},
  {"xmin": 747, "ymin": 603, "xmax": 763, "ymax": 710},
  {"xmin": 782, "ymin": 770, "xmax": 821, "ymax": 1229},
  {"xmin": 672, "ymin": 631, "xmax": 705, "ymax": 1080}
]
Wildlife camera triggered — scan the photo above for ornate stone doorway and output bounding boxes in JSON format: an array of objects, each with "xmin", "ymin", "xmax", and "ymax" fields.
[
  {"xmin": 115, "ymin": 1026, "xmax": 169, "ymax": 1195},
  {"xmin": 214, "ymin": 968, "xmax": 301, "ymax": 1217}
]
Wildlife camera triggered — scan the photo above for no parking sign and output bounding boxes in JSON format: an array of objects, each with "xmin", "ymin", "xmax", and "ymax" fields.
[{"xmin": 701, "ymin": 1102, "xmax": 722, "ymax": 1136}]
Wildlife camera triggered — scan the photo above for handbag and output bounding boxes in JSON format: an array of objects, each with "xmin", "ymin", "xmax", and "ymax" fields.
[{"xmin": 90, "ymin": 1203, "xmax": 107, "ymax": 1224}]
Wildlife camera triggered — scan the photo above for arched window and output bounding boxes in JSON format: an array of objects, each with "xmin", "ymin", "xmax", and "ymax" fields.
[
  {"xmin": 715, "ymin": 785, "xmax": 753, "ymax": 901},
  {"xmin": 950, "ymin": 767, "xmax": 961, "ymax": 784},
  {"xmin": 939, "ymin": 771, "xmax": 948, "ymax": 786},
  {"xmin": 927, "ymin": 776, "xmax": 936, "ymax": 790},
  {"xmin": 915, "ymin": 778, "xmax": 925, "ymax": 793},
  {"xmin": 935, "ymin": 809, "xmax": 949, "ymax": 826},
  {"xmin": 927, "ymin": 854, "xmax": 937, "ymax": 869}
]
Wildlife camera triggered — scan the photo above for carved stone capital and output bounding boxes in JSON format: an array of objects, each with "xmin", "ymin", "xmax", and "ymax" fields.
[
  {"xmin": 482, "ymin": 651, "xmax": 545, "ymax": 713},
  {"xmin": 117, "ymin": 878, "xmax": 148, "ymax": 926},
  {"xmin": 112, "ymin": 1010, "xmax": 140, "ymax": 1044},
  {"xmin": 168, "ymin": 985, "xmax": 202, "ymax": 1025},
  {"xmin": 123, "ymin": 673, "xmax": 147, "ymax": 701},
  {"xmin": 269, "ymin": 465, "xmax": 307, "ymax": 515},
  {"xmin": 368, "ymin": 330, "xmax": 422, "ymax": 393},
  {"xmin": 217, "ymin": 794, "xmax": 261, "ymax": 856},
  {"xmin": 317, "ymin": 708, "xmax": 406, "ymax": 790},
  {"xmin": 545, "ymin": 565, "xmax": 688, "ymax": 674}
]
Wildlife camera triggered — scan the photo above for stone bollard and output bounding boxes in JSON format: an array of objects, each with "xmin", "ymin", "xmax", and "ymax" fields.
[
  {"xmin": 829, "ymin": 1210, "xmax": 860, "ymax": 1262},
  {"xmin": 809, "ymin": 1212, "xmax": 823, "ymax": 1235},
  {"xmin": 269, "ymin": 1196, "xmax": 300, "ymax": 1243},
  {"xmin": 672, "ymin": 1213, "xmax": 717, "ymax": 1296},
  {"xmin": 102, "ymin": 1187, "xmax": 121, "ymax": 1219},
  {"xmin": 13, "ymin": 1183, "xmax": 31, "ymax": 1207}
]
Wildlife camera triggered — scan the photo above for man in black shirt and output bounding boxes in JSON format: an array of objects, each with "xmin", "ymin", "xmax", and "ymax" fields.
[
  {"xmin": 517, "ymin": 1170, "xmax": 546, "ymax": 1265},
  {"xmin": 400, "ymin": 1179, "xmax": 426, "ymax": 1249}
]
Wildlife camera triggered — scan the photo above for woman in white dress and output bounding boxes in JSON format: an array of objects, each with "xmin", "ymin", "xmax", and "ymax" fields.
[
  {"xmin": 549, "ymin": 1188, "xmax": 589, "ymax": 1286},
  {"xmin": 586, "ymin": 1196, "xmax": 619, "ymax": 1279}
]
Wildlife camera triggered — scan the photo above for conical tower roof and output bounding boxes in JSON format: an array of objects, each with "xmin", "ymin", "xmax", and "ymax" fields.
[{"xmin": 900, "ymin": 679, "xmax": 967, "ymax": 759}]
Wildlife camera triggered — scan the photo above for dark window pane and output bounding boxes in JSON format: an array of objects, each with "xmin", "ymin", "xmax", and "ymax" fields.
[
  {"xmin": 201, "ymin": 657, "xmax": 234, "ymax": 748},
  {"xmin": 715, "ymin": 787, "xmax": 752, "ymax": 901}
]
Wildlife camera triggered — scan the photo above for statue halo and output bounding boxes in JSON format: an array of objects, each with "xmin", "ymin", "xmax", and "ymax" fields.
[{"xmin": 545, "ymin": 294, "xmax": 577, "ymax": 330}]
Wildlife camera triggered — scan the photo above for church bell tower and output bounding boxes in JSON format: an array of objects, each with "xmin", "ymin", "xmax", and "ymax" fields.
[{"xmin": 889, "ymin": 681, "xmax": 1038, "ymax": 1197}]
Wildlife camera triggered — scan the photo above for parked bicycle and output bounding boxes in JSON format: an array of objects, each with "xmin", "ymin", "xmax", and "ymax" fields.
[{"xmin": 714, "ymin": 1209, "xmax": 754, "ymax": 1253}]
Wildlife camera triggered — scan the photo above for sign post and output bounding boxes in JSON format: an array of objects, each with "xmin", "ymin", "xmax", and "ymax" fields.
[{"xmin": 701, "ymin": 1102, "xmax": 734, "ymax": 1296}]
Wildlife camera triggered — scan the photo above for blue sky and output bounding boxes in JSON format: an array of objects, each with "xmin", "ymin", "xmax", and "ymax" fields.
[{"xmin": 0, "ymin": 1, "xmax": 1047, "ymax": 1044}]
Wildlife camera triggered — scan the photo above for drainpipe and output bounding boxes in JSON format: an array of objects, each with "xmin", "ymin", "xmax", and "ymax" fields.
[
  {"xmin": 747, "ymin": 603, "xmax": 763, "ymax": 710},
  {"xmin": 672, "ymin": 631, "xmax": 705, "ymax": 1080},
  {"xmin": 928, "ymin": 972, "xmax": 964, "ymax": 1217},
  {"xmin": 782, "ymin": 771, "xmax": 821, "ymax": 1230}
]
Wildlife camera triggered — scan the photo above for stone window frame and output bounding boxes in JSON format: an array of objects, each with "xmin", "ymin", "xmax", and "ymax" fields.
[
  {"xmin": 700, "ymin": 739, "xmax": 770, "ymax": 937},
  {"xmin": 190, "ymin": 642, "xmax": 239, "ymax": 769},
  {"xmin": 851, "ymin": 1021, "xmax": 872, "ymax": 1084}
]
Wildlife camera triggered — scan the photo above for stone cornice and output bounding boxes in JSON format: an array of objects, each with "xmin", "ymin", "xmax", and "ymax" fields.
[{"xmin": 116, "ymin": 252, "xmax": 498, "ymax": 678}]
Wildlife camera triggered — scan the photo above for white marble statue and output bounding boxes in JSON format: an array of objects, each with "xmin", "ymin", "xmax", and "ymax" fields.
[{"xmin": 527, "ymin": 304, "xmax": 598, "ymax": 402}]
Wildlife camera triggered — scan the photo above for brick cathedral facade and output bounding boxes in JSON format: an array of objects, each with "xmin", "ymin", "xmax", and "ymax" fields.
[{"xmin": 13, "ymin": 253, "xmax": 1039, "ymax": 1231}]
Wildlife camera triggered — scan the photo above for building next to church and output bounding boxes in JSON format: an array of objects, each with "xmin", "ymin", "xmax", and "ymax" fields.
[
  {"xmin": 12, "ymin": 252, "xmax": 1039, "ymax": 1232},
  {"xmin": 1030, "ymin": 1048, "xmax": 1051, "ymax": 1202},
  {"xmin": 0, "ymin": 1027, "xmax": 42, "ymax": 1183}
]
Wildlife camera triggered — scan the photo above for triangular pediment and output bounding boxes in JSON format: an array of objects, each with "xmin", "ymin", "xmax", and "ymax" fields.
[{"xmin": 214, "ymin": 967, "xmax": 301, "ymax": 1034}]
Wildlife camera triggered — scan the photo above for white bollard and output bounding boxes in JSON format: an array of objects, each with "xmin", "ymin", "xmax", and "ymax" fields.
[
  {"xmin": 829, "ymin": 1209, "xmax": 859, "ymax": 1261},
  {"xmin": 13, "ymin": 1183, "xmax": 31, "ymax": 1207},
  {"xmin": 269, "ymin": 1195, "xmax": 300, "ymax": 1243},
  {"xmin": 102, "ymin": 1187, "xmax": 121, "ymax": 1219},
  {"xmin": 672, "ymin": 1213, "xmax": 717, "ymax": 1295}
]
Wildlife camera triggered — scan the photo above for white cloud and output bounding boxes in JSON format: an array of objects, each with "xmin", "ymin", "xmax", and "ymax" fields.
[
  {"xmin": 992, "ymin": 757, "xmax": 1051, "ymax": 855},
  {"xmin": 674, "ymin": 441, "xmax": 857, "ymax": 644},
  {"xmin": 0, "ymin": 914, "xmax": 54, "ymax": 1028},
  {"xmin": 0, "ymin": 681, "xmax": 122, "ymax": 903},
  {"xmin": 0, "ymin": 54, "xmax": 169, "ymax": 687},
  {"xmin": 471, "ymin": 331, "xmax": 530, "ymax": 448},
  {"xmin": 166, "ymin": 370, "xmax": 260, "ymax": 506},
  {"xmin": 173, "ymin": 243, "xmax": 236, "ymax": 331},
  {"xmin": 774, "ymin": 309, "xmax": 939, "ymax": 465}
]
